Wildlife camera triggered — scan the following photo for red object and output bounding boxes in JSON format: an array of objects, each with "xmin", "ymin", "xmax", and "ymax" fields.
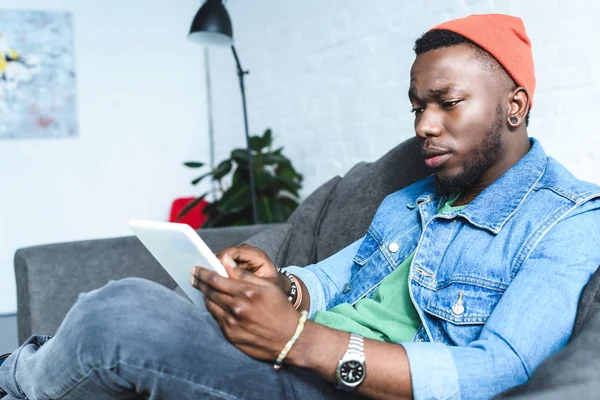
[
  {"xmin": 169, "ymin": 197, "xmax": 210, "ymax": 229},
  {"xmin": 430, "ymin": 14, "xmax": 536, "ymax": 108}
]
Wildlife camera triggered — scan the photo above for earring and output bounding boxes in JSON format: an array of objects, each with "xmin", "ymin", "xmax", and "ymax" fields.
[{"xmin": 509, "ymin": 116, "xmax": 519, "ymax": 125}]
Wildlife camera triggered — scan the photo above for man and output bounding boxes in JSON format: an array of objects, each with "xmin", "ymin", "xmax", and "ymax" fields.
[{"xmin": 2, "ymin": 13, "xmax": 600, "ymax": 400}]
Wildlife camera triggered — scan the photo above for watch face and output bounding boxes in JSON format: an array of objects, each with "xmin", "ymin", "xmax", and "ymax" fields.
[{"xmin": 340, "ymin": 360, "xmax": 365, "ymax": 384}]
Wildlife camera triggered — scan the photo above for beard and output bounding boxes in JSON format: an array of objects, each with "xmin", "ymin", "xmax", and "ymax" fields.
[{"xmin": 435, "ymin": 104, "xmax": 504, "ymax": 196}]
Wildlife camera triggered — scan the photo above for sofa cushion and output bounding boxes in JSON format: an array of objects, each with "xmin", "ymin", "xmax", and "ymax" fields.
[
  {"xmin": 14, "ymin": 237, "xmax": 174, "ymax": 342},
  {"xmin": 571, "ymin": 266, "xmax": 600, "ymax": 338},
  {"xmin": 315, "ymin": 137, "xmax": 432, "ymax": 262},
  {"xmin": 284, "ymin": 176, "xmax": 341, "ymax": 267}
]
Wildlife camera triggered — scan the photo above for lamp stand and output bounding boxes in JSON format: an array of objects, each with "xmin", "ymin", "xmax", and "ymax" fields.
[{"xmin": 231, "ymin": 45, "xmax": 258, "ymax": 225}]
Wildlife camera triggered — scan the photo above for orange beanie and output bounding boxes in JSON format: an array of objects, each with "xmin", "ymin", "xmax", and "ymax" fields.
[{"xmin": 429, "ymin": 14, "xmax": 535, "ymax": 108}]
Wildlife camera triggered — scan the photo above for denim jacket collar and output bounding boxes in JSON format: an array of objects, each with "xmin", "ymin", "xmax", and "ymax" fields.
[{"xmin": 413, "ymin": 138, "xmax": 546, "ymax": 234}]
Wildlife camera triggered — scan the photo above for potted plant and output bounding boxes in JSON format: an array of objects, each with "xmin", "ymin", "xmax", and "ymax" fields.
[{"xmin": 179, "ymin": 128, "xmax": 303, "ymax": 227}]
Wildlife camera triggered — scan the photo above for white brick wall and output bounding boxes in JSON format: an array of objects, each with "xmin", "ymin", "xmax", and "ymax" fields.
[{"xmin": 206, "ymin": 0, "xmax": 600, "ymax": 197}]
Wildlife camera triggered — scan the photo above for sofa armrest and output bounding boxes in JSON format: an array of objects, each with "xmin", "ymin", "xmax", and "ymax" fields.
[{"xmin": 15, "ymin": 224, "xmax": 281, "ymax": 343}]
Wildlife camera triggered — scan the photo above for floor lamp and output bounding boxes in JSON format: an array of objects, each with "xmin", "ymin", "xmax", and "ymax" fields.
[{"xmin": 188, "ymin": 0, "xmax": 258, "ymax": 225}]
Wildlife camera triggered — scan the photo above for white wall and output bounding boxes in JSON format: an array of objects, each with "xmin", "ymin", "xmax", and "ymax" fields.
[
  {"xmin": 208, "ymin": 0, "xmax": 600, "ymax": 198},
  {"xmin": 0, "ymin": 0, "xmax": 210, "ymax": 314}
]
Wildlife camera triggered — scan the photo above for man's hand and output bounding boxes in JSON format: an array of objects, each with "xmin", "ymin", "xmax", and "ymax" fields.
[
  {"xmin": 191, "ymin": 251, "xmax": 412, "ymax": 399},
  {"xmin": 190, "ymin": 262, "xmax": 300, "ymax": 361},
  {"xmin": 215, "ymin": 244, "xmax": 290, "ymax": 295}
]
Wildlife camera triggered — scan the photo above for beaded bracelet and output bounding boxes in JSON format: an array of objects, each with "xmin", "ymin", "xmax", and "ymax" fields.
[
  {"xmin": 278, "ymin": 268, "xmax": 298, "ymax": 304},
  {"xmin": 291, "ymin": 275, "xmax": 303, "ymax": 310},
  {"xmin": 273, "ymin": 310, "xmax": 309, "ymax": 371}
]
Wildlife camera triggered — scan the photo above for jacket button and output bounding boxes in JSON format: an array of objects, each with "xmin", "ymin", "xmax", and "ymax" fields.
[
  {"xmin": 342, "ymin": 284, "xmax": 351, "ymax": 294},
  {"xmin": 452, "ymin": 304, "xmax": 465, "ymax": 315},
  {"xmin": 388, "ymin": 242, "xmax": 400, "ymax": 253},
  {"xmin": 452, "ymin": 293, "xmax": 465, "ymax": 316}
]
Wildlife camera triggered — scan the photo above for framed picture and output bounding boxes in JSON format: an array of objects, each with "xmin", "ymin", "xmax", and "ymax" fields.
[{"xmin": 0, "ymin": 9, "xmax": 78, "ymax": 139}]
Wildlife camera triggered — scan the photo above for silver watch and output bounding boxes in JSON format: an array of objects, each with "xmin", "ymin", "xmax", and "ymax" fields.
[{"xmin": 335, "ymin": 333, "xmax": 366, "ymax": 390}]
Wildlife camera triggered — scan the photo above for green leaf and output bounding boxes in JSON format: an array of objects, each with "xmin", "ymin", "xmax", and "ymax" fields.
[
  {"xmin": 191, "ymin": 171, "xmax": 213, "ymax": 185},
  {"xmin": 255, "ymin": 171, "xmax": 275, "ymax": 190},
  {"xmin": 271, "ymin": 199, "xmax": 290, "ymax": 222},
  {"xmin": 231, "ymin": 149, "xmax": 250, "ymax": 165},
  {"xmin": 279, "ymin": 196, "xmax": 299, "ymax": 216},
  {"xmin": 263, "ymin": 129, "xmax": 273, "ymax": 147},
  {"xmin": 276, "ymin": 163, "xmax": 298, "ymax": 177},
  {"xmin": 205, "ymin": 210, "xmax": 251, "ymax": 228},
  {"xmin": 183, "ymin": 161, "xmax": 204, "ymax": 168},
  {"xmin": 280, "ymin": 195, "xmax": 300, "ymax": 207},
  {"xmin": 212, "ymin": 159, "xmax": 232, "ymax": 180},
  {"xmin": 219, "ymin": 183, "xmax": 251, "ymax": 212},
  {"xmin": 202, "ymin": 201, "xmax": 220, "ymax": 217},
  {"xmin": 249, "ymin": 136, "xmax": 265, "ymax": 152},
  {"xmin": 203, "ymin": 211, "xmax": 228, "ymax": 228},
  {"xmin": 263, "ymin": 153, "xmax": 289, "ymax": 165},
  {"xmin": 232, "ymin": 168, "xmax": 248, "ymax": 185},
  {"xmin": 275, "ymin": 176, "xmax": 300, "ymax": 189},
  {"xmin": 176, "ymin": 193, "xmax": 208, "ymax": 219},
  {"xmin": 257, "ymin": 197, "xmax": 291, "ymax": 223},
  {"xmin": 274, "ymin": 175, "xmax": 301, "ymax": 196},
  {"xmin": 258, "ymin": 196, "xmax": 273, "ymax": 223}
]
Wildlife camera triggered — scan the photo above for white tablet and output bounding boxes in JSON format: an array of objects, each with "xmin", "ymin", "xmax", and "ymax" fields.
[{"xmin": 128, "ymin": 219, "xmax": 228, "ymax": 307}]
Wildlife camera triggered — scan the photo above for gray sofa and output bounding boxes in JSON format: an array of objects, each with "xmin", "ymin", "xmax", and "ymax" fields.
[{"xmin": 14, "ymin": 137, "xmax": 600, "ymax": 398}]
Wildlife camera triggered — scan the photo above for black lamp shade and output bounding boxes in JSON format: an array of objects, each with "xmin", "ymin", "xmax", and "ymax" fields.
[{"xmin": 188, "ymin": 0, "xmax": 234, "ymax": 47}]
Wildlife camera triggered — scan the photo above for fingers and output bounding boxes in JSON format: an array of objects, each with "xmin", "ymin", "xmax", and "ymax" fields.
[
  {"xmin": 215, "ymin": 246, "xmax": 247, "ymax": 264},
  {"xmin": 216, "ymin": 248, "xmax": 252, "ymax": 274},
  {"xmin": 216, "ymin": 245, "xmax": 270, "ymax": 269},
  {"xmin": 191, "ymin": 267, "xmax": 241, "ymax": 295},
  {"xmin": 221, "ymin": 255, "xmax": 242, "ymax": 279},
  {"xmin": 194, "ymin": 254, "xmax": 269, "ymax": 287},
  {"xmin": 195, "ymin": 278, "xmax": 236, "ymax": 313},
  {"xmin": 204, "ymin": 297, "xmax": 260, "ymax": 346},
  {"xmin": 192, "ymin": 267, "xmax": 276, "ymax": 315},
  {"xmin": 195, "ymin": 269, "xmax": 269, "ymax": 335},
  {"xmin": 204, "ymin": 296, "xmax": 228, "ymax": 328}
]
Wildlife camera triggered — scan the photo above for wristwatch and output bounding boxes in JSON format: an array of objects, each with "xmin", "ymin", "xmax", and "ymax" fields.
[{"xmin": 335, "ymin": 333, "xmax": 366, "ymax": 390}]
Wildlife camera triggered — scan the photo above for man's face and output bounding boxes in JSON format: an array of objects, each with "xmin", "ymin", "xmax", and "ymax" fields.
[{"xmin": 409, "ymin": 45, "xmax": 508, "ymax": 195}]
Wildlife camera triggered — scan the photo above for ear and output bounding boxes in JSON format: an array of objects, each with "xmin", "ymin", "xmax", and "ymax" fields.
[{"xmin": 507, "ymin": 87, "xmax": 529, "ymax": 127}]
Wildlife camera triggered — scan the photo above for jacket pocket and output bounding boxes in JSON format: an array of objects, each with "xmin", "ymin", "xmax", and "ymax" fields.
[
  {"xmin": 338, "ymin": 231, "xmax": 391, "ymax": 305},
  {"xmin": 424, "ymin": 282, "xmax": 503, "ymax": 345},
  {"xmin": 352, "ymin": 231, "xmax": 380, "ymax": 266}
]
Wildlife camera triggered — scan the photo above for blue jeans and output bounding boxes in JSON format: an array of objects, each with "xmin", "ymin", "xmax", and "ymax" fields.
[{"xmin": 0, "ymin": 278, "xmax": 362, "ymax": 399}]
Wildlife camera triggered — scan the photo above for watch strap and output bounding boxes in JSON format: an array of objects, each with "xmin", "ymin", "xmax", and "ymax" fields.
[
  {"xmin": 335, "ymin": 333, "xmax": 366, "ymax": 390},
  {"xmin": 346, "ymin": 333, "xmax": 364, "ymax": 358}
]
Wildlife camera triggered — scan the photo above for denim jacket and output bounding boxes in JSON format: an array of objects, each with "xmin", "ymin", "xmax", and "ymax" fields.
[{"xmin": 287, "ymin": 138, "xmax": 600, "ymax": 399}]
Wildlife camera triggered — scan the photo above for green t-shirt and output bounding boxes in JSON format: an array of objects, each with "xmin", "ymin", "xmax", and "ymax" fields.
[{"xmin": 312, "ymin": 195, "xmax": 466, "ymax": 342}]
